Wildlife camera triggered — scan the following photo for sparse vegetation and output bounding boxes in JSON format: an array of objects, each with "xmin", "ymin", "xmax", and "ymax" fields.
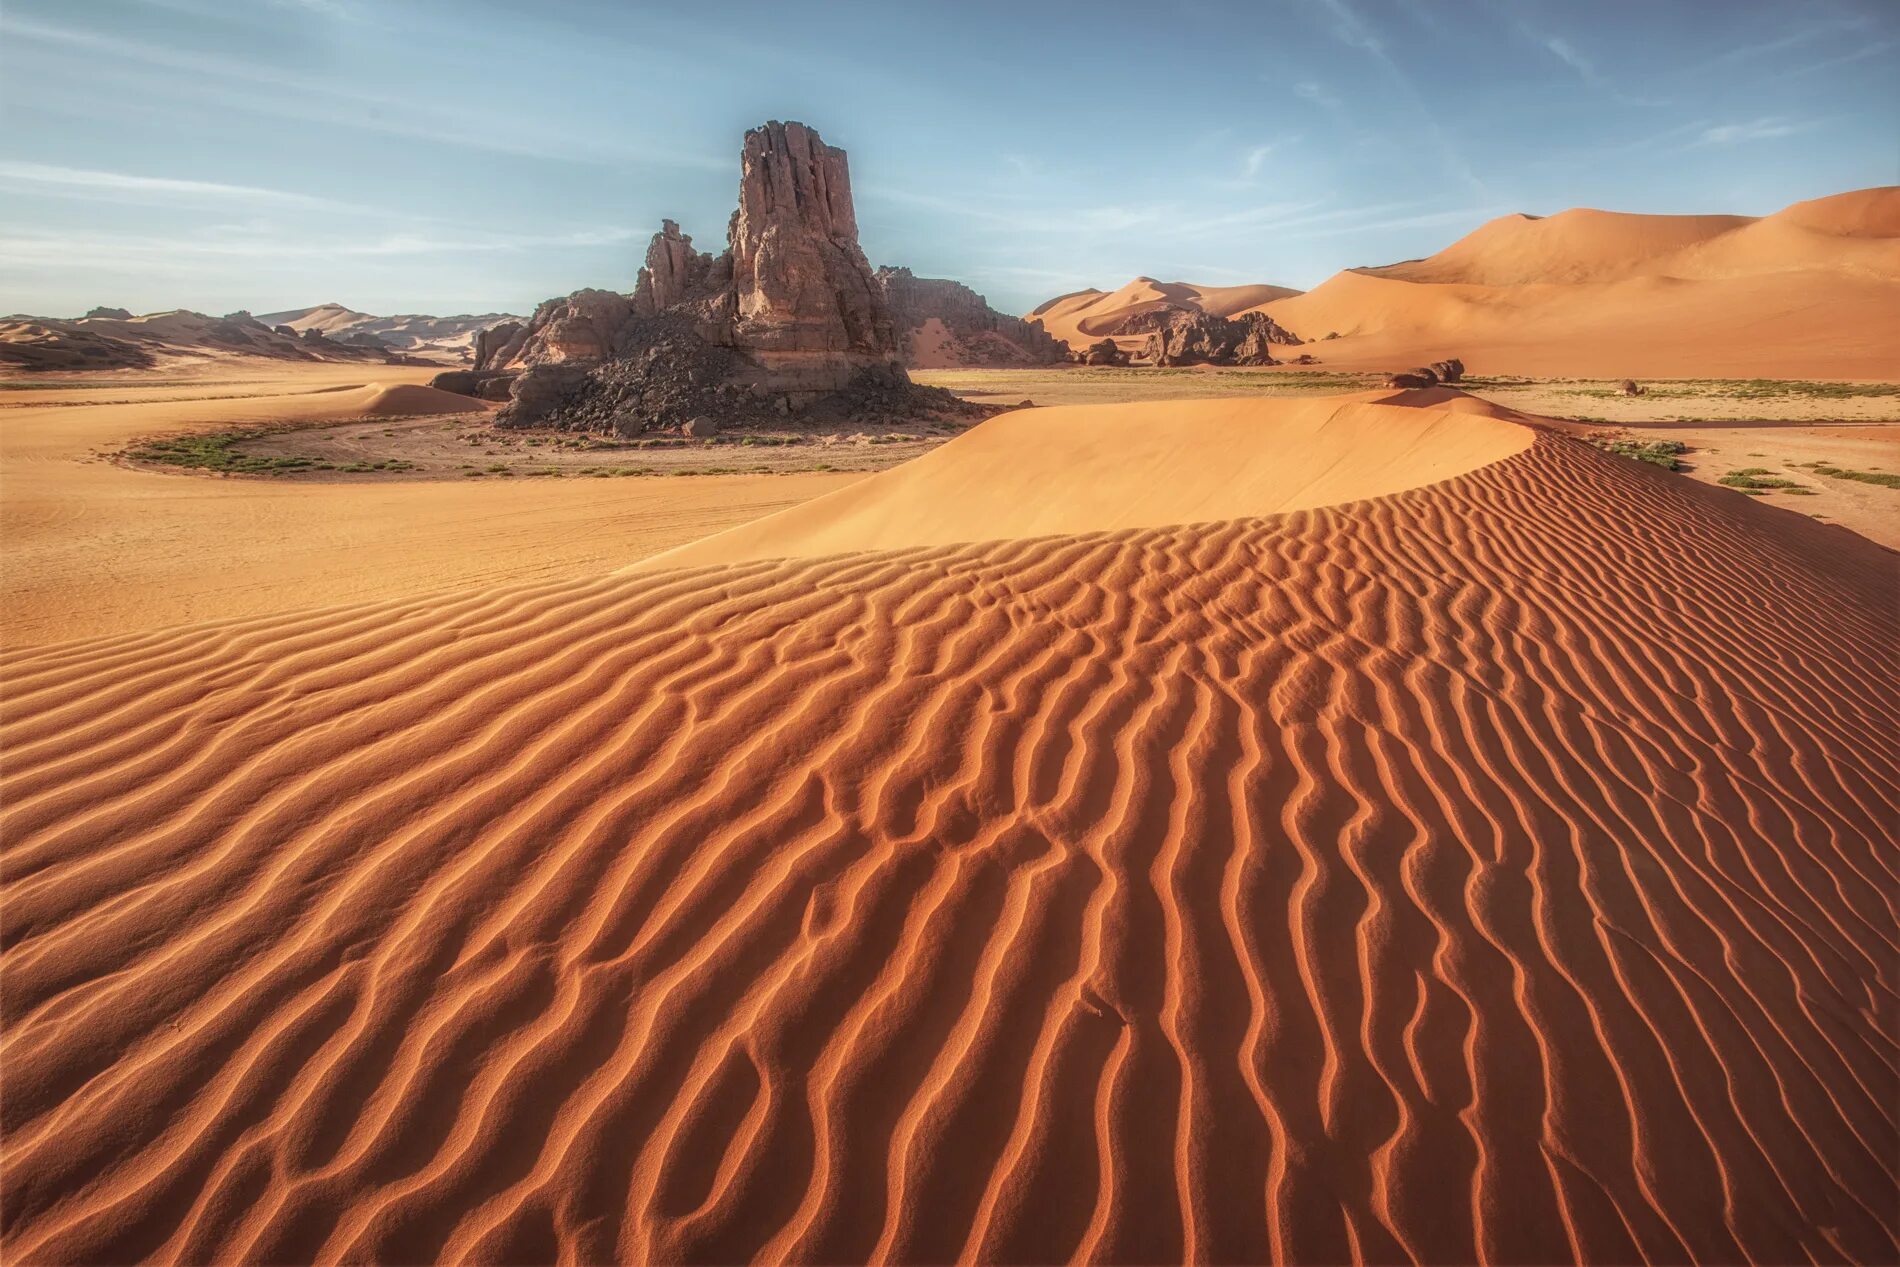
[
  {"xmin": 1718, "ymin": 467, "xmax": 1809, "ymax": 494},
  {"xmin": 1797, "ymin": 462, "xmax": 1900, "ymax": 490},
  {"xmin": 1591, "ymin": 437, "xmax": 1689, "ymax": 470},
  {"xmin": 124, "ymin": 431, "xmax": 321, "ymax": 476}
]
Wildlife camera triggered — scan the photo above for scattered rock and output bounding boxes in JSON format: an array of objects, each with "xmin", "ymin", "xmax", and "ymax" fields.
[
  {"xmin": 1621, "ymin": 379, "xmax": 1645, "ymax": 396},
  {"xmin": 681, "ymin": 415, "xmax": 719, "ymax": 438}
]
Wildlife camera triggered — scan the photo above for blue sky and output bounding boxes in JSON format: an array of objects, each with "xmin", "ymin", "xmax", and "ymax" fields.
[{"xmin": 2, "ymin": 0, "xmax": 1894, "ymax": 318}]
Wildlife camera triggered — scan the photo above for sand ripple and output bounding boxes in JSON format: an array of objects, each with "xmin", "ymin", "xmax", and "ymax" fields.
[{"xmin": 2, "ymin": 432, "xmax": 1895, "ymax": 1264}]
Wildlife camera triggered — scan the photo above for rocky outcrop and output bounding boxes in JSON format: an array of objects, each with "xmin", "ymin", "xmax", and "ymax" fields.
[
  {"xmin": 84, "ymin": 306, "xmax": 132, "ymax": 320},
  {"xmin": 873, "ymin": 267, "xmax": 1068, "ymax": 366},
  {"xmin": 1080, "ymin": 338, "xmax": 1130, "ymax": 367},
  {"xmin": 1140, "ymin": 308, "xmax": 1301, "ymax": 366},
  {"xmin": 1431, "ymin": 358, "xmax": 1465, "ymax": 382},
  {"xmin": 1384, "ymin": 372, "xmax": 1436, "ymax": 388},
  {"xmin": 471, "ymin": 120, "xmax": 979, "ymax": 434}
]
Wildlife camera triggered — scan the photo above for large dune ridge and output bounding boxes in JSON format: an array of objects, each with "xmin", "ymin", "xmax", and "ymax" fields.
[
  {"xmin": 1021, "ymin": 189, "xmax": 1900, "ymax": 378},
  {"xmin": 1259, "ymin": 187, "xmax": 1900, "ymax": 378},
  {"xmin": 2, "ymin": 393, "xmax": 1895, "ymax": 1264}
]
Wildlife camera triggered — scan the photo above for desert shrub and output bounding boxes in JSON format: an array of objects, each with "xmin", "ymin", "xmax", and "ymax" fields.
[
  {"xmin": 1806, "ymin": 463, "xmax": 1900, "ymax": 489},
  {"xmin": 1718, "ymin": 468, "xmax": 1807, "ymax": 493},
  {"xmin": 1592, "ymin": 437, "xmax": 1689, "ymax": 470}
]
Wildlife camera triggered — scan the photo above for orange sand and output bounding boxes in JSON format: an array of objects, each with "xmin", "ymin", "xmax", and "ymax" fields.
[
  {"xmin": 1024, "ymin": 189, "xmax": 1900, "ymax": 378},
  {"xmin": 3, "ymin": 393, "xmax": 1894, "ymax": 1263},
  {"xmin": 0, "ymin": 362, "xmax": 858, "ymax": 647},
  {"xmin": 1259, "ymin": 188, "xmax": 1900, "ymax": 378}
]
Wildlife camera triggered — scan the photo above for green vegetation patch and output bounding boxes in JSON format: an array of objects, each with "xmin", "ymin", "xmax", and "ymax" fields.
[
  {"xmin": 1592, "ymin": 437, "xmax": 1689, "ymax": 470},
  {"xmin": 1799, "ymin": 462, "xmax": 1900, "ymax": 490},
  {"xmin": 125, "ymin": 431, "xmax": 320, "ymax": 475},
  {"xmin": 1718, "ymin": 467, "xmax": 1809, "ymax": 494}
]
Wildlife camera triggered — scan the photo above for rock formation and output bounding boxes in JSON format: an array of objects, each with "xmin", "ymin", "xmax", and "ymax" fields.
[
  {"xmin": 873, "ymin": 267, "xmax": 1068, "ymax": 366},
  {"xmin": 1080, "ymin": 338, "xmax": 1130, "ymax": 366},
  {"xmin": 458, "ymin": 120, "xmax": 977, "ymax": 433},
  {"xmin": 1430, "ymin": 357, "xmax": 1465, "ymax": 382},
  {"xmin": 1140, "ymin": 308, "xmax": 1301, "ymax": 366}
]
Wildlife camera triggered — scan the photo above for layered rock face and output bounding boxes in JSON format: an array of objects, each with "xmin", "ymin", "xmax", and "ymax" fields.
[
  {"xmin": 464, "ymin": 120, "xmax": 948, "ymax": 432},
  {"xmin": 726, "ymin": 122, "xmax": 896, "ymax": 384},
  {"xmin": 874, "ymin": 267, "xmax": 1068, "ymax": 366}
]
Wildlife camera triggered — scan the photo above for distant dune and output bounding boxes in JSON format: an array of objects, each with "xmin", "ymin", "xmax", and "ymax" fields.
[
  {"xmin": 3, "ymin": 391, "xmax": 1893, "ymax": 1263},
  {"xmin": 1027, "ymin": 188, "xmax": 1900, "ymax": 378},
  {"xmin": 1260, "ymin": 187, "xmax": 1900, "ymax": 377},
  {"xmin": 258, "ymin": 304, "xmax": 522, "ymax": 363}
]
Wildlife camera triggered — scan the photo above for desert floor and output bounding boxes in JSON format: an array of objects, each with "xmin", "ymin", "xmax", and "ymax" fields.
[
  {"xmin": 0, "ymin": 361, "xmax": 861, "ymax": 647},
  {"xmin": 6, "ymin": 362, "xmax": 1893, "ymax": 649},
  {"xmin": 3, "ymin": 381, "xmax": 1894, "ymax": 1264}
]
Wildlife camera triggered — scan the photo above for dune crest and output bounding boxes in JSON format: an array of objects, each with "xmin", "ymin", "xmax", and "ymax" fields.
[
  {"xmin": 2, "ymin": 394, "xmax": 1894, "ymax": 1264},
  {"xmin": 636, "ymin": 395, "xmax": 1533, "ymax": 569}
]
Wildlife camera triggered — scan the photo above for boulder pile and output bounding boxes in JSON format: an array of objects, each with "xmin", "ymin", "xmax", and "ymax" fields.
[{"xmin": 1136, "ymin": 308, "xmax": 1302, "ymax": 367}]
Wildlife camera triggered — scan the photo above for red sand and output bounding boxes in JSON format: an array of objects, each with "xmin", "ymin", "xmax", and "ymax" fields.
[{"xmin": 3, "ymin": 394, "xmax": 1894, "ymax": 1263}]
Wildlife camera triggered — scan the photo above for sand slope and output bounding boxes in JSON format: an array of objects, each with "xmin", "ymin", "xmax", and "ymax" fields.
[
  {"xmin": 2, "ymin": 395, "xmax": 1894, "ymax": 1264},
  {"xmin": 639, "ymin": 396, "xmax": 1532, "ymax": 568},
  {"xmin": 1259, "ymin": 187, "xmax": 1900, "ymax": 378}
]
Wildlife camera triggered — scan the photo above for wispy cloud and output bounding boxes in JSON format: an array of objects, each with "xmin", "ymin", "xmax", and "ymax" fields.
[
  {"xmin": 0, "ymin": 161, "xmax": 377, "ymax": 214},
  {"xmin": 0, "ymin": 226, "xmax": 641, "ymax": 270},
  {"xmin": 1771, "ymin": 39, "xmax": 1895, "ymax": 80},
  {"xmin": 1304, "ymin": 0, "xmax": 1487, "ymax": 195},
  {"xmin": 1696, "ymin": 116, "xmax": 1809, "ymax": 146},
  {"xmin": 1, "ymin": 15, "xmax": 726, "ymax": 171}
]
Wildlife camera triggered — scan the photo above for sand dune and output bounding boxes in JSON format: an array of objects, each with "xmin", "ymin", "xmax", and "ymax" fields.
[
  {"xmin": 3, "ymin": 394, "xmax": 1894, "ymax": 1264},
  {"xmin": 1027, "ymin": 277, "xmax": 1304, "ymax": 349},
  {"xmin": 639, "ymin": 395, "xmax": 1532, "ymax": 568},
  {"xmin": 1258, "ymin": 187, "xmax": 1900, "ymax": 378}
]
